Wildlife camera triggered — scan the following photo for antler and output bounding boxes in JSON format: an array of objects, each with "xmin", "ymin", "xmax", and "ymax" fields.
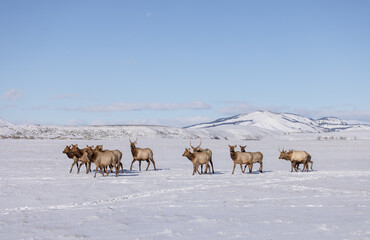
[{"xmin": 190, "ymin": 139, "xmax": 202, "ymax": 149}]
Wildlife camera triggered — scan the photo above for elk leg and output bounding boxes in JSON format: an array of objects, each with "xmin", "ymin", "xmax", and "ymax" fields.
[
  {"xmin": 107, "ymin": 165, "xmax": 113, "ymax": 176},
  {"xmin": 145, "ymin": 160, "xmax": 150, "ymax": 171},
  {"xmin": 210, "ymin": 159, "xmax": 214, "ymax": 174},
  {"xmin": 240, "ymin": 164, "xmax": 244, "ymax": 173},
  {"xmin": 130, "ymin": 159, "xmax": 137, "ymax": 171},
  {"xmin": 120, "ymin": 162, "xmax": 124, "ymax": 173},
  {"xmin": 77, "ymin": 162, "xmax": 82, "ymax": 174},
  {"xmin": 259, "ymin": 162, "xmax": 263, "ymax": 173},
  {"xmin": 139, "ymin": 160, "xmax": 142, "ymax": 171},
  {"xmin": 100, "ymin": 166, "xmax": 105, "ymax": 176},
  {"xmin": 84, "ymin": 163, "xmax": 89, "ymax": 174},
  {"xmin": 232, "ymin": 163, "xmax": 236, "ymax": 174},
  {"xmin": 149, "ymin": 158, "xmax": 156, "ymax": 170},
  {"xmin": 207, "ymin": 163, "xmax": 212, "ymax": 175},
  {"xmin": 249, "ymin": 163, "xmax": 253, "ymax": 173},
  {"xmin": 94, "ymin": 165, "xmax": 99, "ymax": 178},
  {"xmin": 201, "ymin": 164, "xmax": 204, "ymax": 174},
  {"xmin": 114, "ymin": 164, "xmax": 118, "ymax": 177},
  {"xmin": 310, "ymin": 161, "xmax": 313, "ymax": 170},
  {"xmin": 192, "ymin": 165, "xmax": 196, "ymax": 175},
  {"xmin": 115, "ymin": 162, "xmax": 119, "ymax": 172},
  {"xmin": 195, "ymin": 164, "xmax": 201, "ymax": 175},
  {"xmin": 70, "ymin": 162, "xmax": 77, "ymax": 173}
]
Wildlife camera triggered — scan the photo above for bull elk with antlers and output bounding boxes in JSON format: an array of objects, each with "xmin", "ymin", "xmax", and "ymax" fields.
[
  {"xmin": 129, "ymin": 138, "xmax": 157, "ymax": 171},
  {"xmin": 190, "ymin": 139, "xmax": 214, "ymax": 174},
  {"xmin": 278, "ymin": 148, "xmax": 312, "ymax": 172},
  {"xmin": 182, "ymin": 148, "xmax": 212, "ymax": 175}
]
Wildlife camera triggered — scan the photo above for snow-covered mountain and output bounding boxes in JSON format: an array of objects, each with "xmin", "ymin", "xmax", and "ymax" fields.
[
  {"xmin": 185, "ymin": 111, "xmax": 370, "ymax": 139},
  {"xmin": 1, "ymin": 111, "xmax": 370, "ymax": 140}
]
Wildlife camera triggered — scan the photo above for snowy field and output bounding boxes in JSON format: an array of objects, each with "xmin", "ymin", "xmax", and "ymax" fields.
[{"xmin": 0, "ymin": 135, "xmax": 369, "ymax": 239}]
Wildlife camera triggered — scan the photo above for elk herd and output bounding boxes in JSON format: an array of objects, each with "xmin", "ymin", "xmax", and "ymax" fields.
[{"xmin": 63, "ymin": 138, "xmax": 314, "ymax": 177}]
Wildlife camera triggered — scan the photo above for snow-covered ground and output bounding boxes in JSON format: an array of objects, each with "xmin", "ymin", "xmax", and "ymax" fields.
[{"xmin": 0, "ymin": 134, "xmax": 369, "ymax": 239}]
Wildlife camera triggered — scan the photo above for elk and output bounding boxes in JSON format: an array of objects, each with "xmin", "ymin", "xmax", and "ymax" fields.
[
  {"xmin": 182, "ymin": 148, "xmax": 212, "ymax": 175},
  {"xmin": 190, "ymin": 139, "xmax": 214, "ymax": 174},
  {"xmin": 129, "ymin": 138, "xmax": 156, "ymax": 171},
  {"xmin": 240, "ymin": 145, "xmax": 263, "ymax": 173},
  {"xmin": 288, "ymin": 149, "xmax": 313, "ymax": 171},
  {"xmin": 95, "ymin": 145, "xmax": 124, "ymax": 173},
  {"xmin": 85, "ymin": 147, "xmax": 118, "ymax": 177},
  {"xmin": 63, "ymin": 145, "xmax": 79, "ymax": 173},
  {"xmin": 229, "ymin": 145, "xmax": 253, "ymax": 174},
  {"xmin": 71, "ymin": 144, "xmax": 93, "ymax": 174},
  {"xmin": 278, "ymin": 148, "xmax": 312, "ymax": 172}
]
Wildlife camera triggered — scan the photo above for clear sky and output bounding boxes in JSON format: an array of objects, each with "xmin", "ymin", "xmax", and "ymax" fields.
[{"xmin": 1, "ymin": 0, "xmax": 370, "ymax": 126}]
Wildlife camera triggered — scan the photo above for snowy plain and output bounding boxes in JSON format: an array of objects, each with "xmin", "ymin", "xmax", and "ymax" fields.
[{"xmin": 0, "ymin": 133, "xmax": 369, "ymax": 240}]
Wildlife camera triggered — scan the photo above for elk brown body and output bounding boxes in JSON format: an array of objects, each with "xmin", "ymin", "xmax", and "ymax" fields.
[
  {"xmin": 129, "ymin": 138, "xmax": 156, "ymax": 171},
  {"xmin": 279, "ymin": 149, "xmax": 312, "ymax": 172},
  {"xmin": 71, "ymin": 144, "xmax": 93, "ymax": 174},
  {"xmin": 190, "ymin": 140, "xmax": 214, "ymax": 174},
  {"xmin": 95, "ymin": 145, "xmax": 124, "ymax": 173},
  {"xmin": 86, "ymin": 147, "xmax": 118, "ymax": 177},
  {"xmin": 240, "ymin": 145, "xmax": 263, "ymax": 173},
  {"xmin": 229, "ymin": 145, "xmax": 253, "ymax": 174},
  {"xmin": 182, "ymin": 148, "xmax": 212, "ymax": 175}
]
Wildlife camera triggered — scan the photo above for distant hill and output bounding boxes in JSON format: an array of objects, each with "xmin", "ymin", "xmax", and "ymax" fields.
[{"xmin": 1, "ymin": 111, "xmax": 370, "ymax": 140}]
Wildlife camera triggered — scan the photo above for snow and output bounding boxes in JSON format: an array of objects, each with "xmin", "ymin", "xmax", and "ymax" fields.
[
  {"xmin": 186, "ymin": 111, "xmax": 370, "ymax": 136},
  {"xmin": 0, "ymin": 132, "xmax": 369, "ymax": 239},
  {"xmin": 2, "ymin": 111, "xmax": 370, "ymax": 140}
]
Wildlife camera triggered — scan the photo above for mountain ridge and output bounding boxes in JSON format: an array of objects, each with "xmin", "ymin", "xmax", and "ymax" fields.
[{"xmin": 1, "ymin": 111, "xmax": 370, "ymax": 140}]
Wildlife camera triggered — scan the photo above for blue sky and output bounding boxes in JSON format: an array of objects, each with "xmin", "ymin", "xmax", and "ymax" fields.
[{"xmin": 1, "ymin": 0, "xmax": 370, "ymax": 126}]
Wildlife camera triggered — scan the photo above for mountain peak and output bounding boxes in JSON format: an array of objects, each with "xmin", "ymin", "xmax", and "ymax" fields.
[
  {"xmin": 185, "ymin": 111, "xmax": 369, "ymax": 134},
  {"xmin": 0, "ymin": 118, "xmax": 13, "ymax": 127}
]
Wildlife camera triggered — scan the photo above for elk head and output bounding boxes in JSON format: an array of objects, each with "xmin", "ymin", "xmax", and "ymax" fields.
[
  {"xmin": 63, "ymin": 145, "xmax": 71, "ymax": 154},
  {"xmin": 182, "ymin": 148, "xmax": 193, "ymax": 160},
  {"xmin": 278, "ymin": 148, "xmax": 288, "ymax": 159},
  {"xmin": 239, "ymin": 145, "xmax": 247, "ymax": 152},
  {"xmin": 129, "ymin": 137, "xmax": 138, "ymax": 150},
  {"xmin": 95, "ymin": 145, "xmax": 103, "ymax": 151},
  {"xmin": 228, "ymin": 145, "xmax": 237, "ymax": 152}
]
